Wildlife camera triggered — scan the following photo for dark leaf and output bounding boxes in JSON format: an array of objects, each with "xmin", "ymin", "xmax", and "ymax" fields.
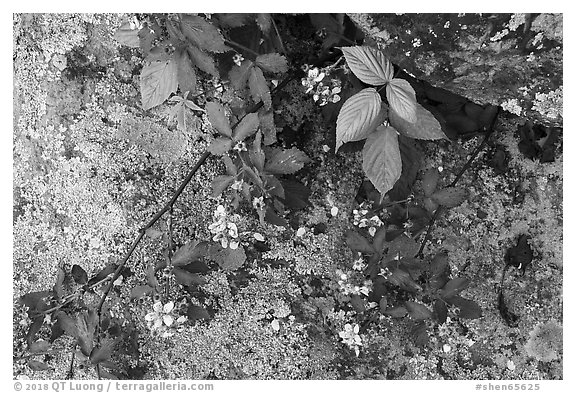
[
  {"xmin": 379, "ymin": 297, "xmax": 388, "ymax": 312},
  {"xmin": 386, "ymin": 233, "xmax": 419, "ymax": 259},
  {"xmin": 212, "ymin": 175, "xmax": 235, "ymax": 197},
  {"xmin": 138, "ymin": 25, "xmax": 156, "ymax": 54},
  {"xmin": 431, "ymin": 187, "xmax": 468, "ymax": 208},
  {"xmin": 249, "ymin": 66, "xmax": 272, "ymax": 109},
  {"xmin": 87, "ymin": 264, "xmax": 118, "ymax": 286},
  {"xmin": 350, "ymin": 294, "xmax": 366, "ymax": 313},
  {"xmin": 434, "ymin": 299, "xmax": 448, "ymax": 324},
  {"xmin": 208, "ymin": 137, "xmax": 233, "ymax": 155},
  {"xmin": 56, "ymin": 311, "xmax": 78, "ymax": 338},
  {"xmin": 233, "ymin": 112, "xmax": 259, "ymax": 142},
  {"xmin": 172, "ymin": 267, "xmax": 207, "ymax": 287},
  {"xmin": 187, "ymin": 46, "xmax": 219, "ymax": 77},
  {"xmin": 498, "ymin": 291, "xmax": 519, "ymax": 327},
  {"xmin": 175, "ymin": 48, "xmax": 197, "ymax": 94},
  {"xmin": 130, "ymin": 285, "xmax": 153, "ymax": 301},
  {"xmin": 205, "ymin": 102, "xmax": 232, "ymax": 137},
  {"xmin": 186, "ymin": 304, "xmax": 211, "ymax": 322},
  {"xmin": 255, "ymin": 53, "xmax": 288, "ymax": 74},
  {"xmin": 250, "ymin": 130, "xmax": 265, "ymax": 173},
  {"xmin": 445, "ymin": 295, "xmax": 482, "ymax": 319},
  {"xmin": 71, "ymin": 264, "xmax": 88, "ymax": 285},
  {"xmin": 217, "ymin": 13, "xmax": 252, "ymax": 28},
  {"xmin": 386, "ymin": 78, "xmax": 417, "ymax": 123},
  {"xmin": 440, "ymin": 277, "xmax": 471, "ymax": 299},
  {"xmin": 505, "ymin": 234, "xmax": 533, "ymax": 273},
  {"xmin": 264, "ymin": 148, "xmax": 310, "ymax": 175},
  {"xmin": 384, "ymin": 306, "xmax": 407, "ymax": 318},
  {"xmin": 335, "ymin": 88, "xmax": 383, "ymax": 151},
  {"xmin": 26, "ymin": 317, "xmax": 44, "ymax": 346},
  {"xmin": 280, "ymin": 179, "xmax": 311, "ymax": 210},
  {"xmin": 410, "ymin": 320, "xmax": 430, "ymax": 347},
  {"xmin": 429, "ymin": 252, "xmax": 451, "ymax": 290},
  {"xmin": 405, "ymin": 301, "xmax": 433, "ymax": 320},
  {"xmin": 422, "ymin": 168, "xmax": 440, "ymax": 197},
  {"xmin": 146, "ymin": 263, "xmax": 158, "ymax": 290},
  {"xmin": 387, "ymin": 268, "xmax": 422, "ymax": 292},
  {"xmin": 28, "ymin": 359, "xmax": 50, "ymax": 371},
  {"xmin": 222, "ymin": 155, "xmax": 237, "ymax": 176},
  {"xmin": 76, "ymin": 314, "xmax": 94, "ymax": 356},
  {"xmin": 50, "ymin": 320, "xmax": 65, "ymax": 342},
  {"xmin": 263, "ymin": 174, "xmax": 285, "ymax": 199},
  {"xmin": 264, "ymin": 207, "xmax": 287, "ymax": 227},
  {"xmin": 372, "ymin": 226, "xmax": 388, "ymax": 253},
  {"xmin": 258, "ymin": 109, "xmax": 277, "ymax": 145},
  {"xmin": 53, "ymin": 266, "xmax": 65, "ymax": 299},
  {"xmin": 341, "ymin": 46, "xmax": 394, "ymax": 85},
  {"xmin": 362, "ymin": 125, "xmax": 402, "ymax": 197},
  {"xmin": 140, "ymin": 59, "xmax": 178, "ymax": 110},
  {"xmin": 345, "ymin": 230, "xmax": 375, "ymax": 254},
  {"xmin": 180, "ymin": 15, "xmax": 229, "ymax": 53}
]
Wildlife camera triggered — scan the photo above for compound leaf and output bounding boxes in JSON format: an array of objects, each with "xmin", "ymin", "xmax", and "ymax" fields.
[
  {"xmin": 212, "ymin": 175, "xmax": 235, "ymax": 197},
  {"xmin": 229, "ymin": 60, "xmax": 253, "ymax": 92},
  {"xmin": 362, "ymin": 126, "xmax": 402, "ymax": 197},
  {"xmin": 341, "ymin": 46, "xmax": 394, "ymax": 86},
  {"xmin": 389, "ymin": 103, "xmax": 447, "ymax": 140},
  {"xmin": 114, "ymin": 21, "xmax": 141, "ymax": 48},
  {"xmin": 208, "ymin": 137, "xmax": 233, "ymax": 155},
  {"xmin": 336, "ymin": 88, "xmax": 383, "ymax": 151},
  {"xmin": 386, "ymin": 78, "xmax": 417, "ymax": 124},
  {"xmin": 180, "ymin": 15, "xmax": 229, "ymax": 53},
  {"xmin": 140, "ymin": 59, "xmax": 178, "ymax": 110},
  {"xmin": 405, "ymin": 301, "xmax": 433, "ymax": 320}
]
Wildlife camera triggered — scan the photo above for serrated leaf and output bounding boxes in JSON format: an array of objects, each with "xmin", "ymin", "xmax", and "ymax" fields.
[
  {"xmin": 255, "ymin": 53, "xmax": 288, "ymax": 74},
  {"xmin": 222, "ymin": 155, "xmax": 237, "ymax": 176},
  {"xmin": 208, "ymin": 138, "xmax": 233, "ymax": 155},
  {"xmin": 180, "ymin": 15, "xmax": 229, "ymax": 53},
  {"xmin": 387, "ymin": 233, "xmax": 419, "ymax": 259},
  {"xmin": 212, "ymin": 175, "xmax": 235, "ymax": 197},
  {"xmin": 410, "ymin": 320, "xmax": 430, "ymax": 347},
  {"xmin": 446, "ymin": 296, "xmax": 482, "ymax": 319},
  {"xmin": 187, "ymin": 46, "xmax": 219, "ymax": 77},
  {"xmin": 264, "ymin": 148, "xmax": 310, "ymax": 175},
  {"xmin": 175, "ymin": 48, "xmax": 196, "ymax": 94},
  {"xmin": 336, "ymin": 88, "xmax": 383, "ymax": 151},
  {"xmin": 114, "ymin": 21, "xmax": 141, "ymax": 48},
  {"xmin": 390, "ymin": 103, "xmax": 447, "ymax": 140},
  {"xmin": 130, "ymin": 285, "xmax": 153, "ymax": 301},
  {"xmin": 206, "ymin": 102, "xmax": 232, "ymax": 137},
  {"xmin": 172, "ymin": 240, "xmax": 209, "ymax": 266},
  {"xmin": 280, "ymin": 179, "xmax": 311, "ymax": 210},
  {"xmin": 422, "ymin": 168, "xmax": 440, "ymax": 197},
  {"xmin": 405, "ymin": 301, "xmax": 433, "ymax": 320},
  {"xmin": 341, "ymin": 46, "xmax": 393, "ymax": 85},
  {"xmin": 441, "ymin": 277, "xmax": 471, "ymax": 299},
  {"xmin": 372, "ymin": 226, "xmax": 388, "ymax": 253},
  {"xmin": 140, "ymin": 59, "xmax": 178, "ymax": 110},
  {"xmin": 386, "ymin": 79, "xmax": 417, "ymax": 124},
  {"xmin": 28, "ymin": 359, "xmax": 50, "ymax": 371},
  {"xmin": 138, "ymin": 25, "xmax": 156, "ymax": 54},
  {"xmin": 431, "ymin": 187, "xmax": 468, "ymax": 208},
  {"xmin": 345, "ymin": 230, "xmax": 375, "ymax": 254},
  {"xmin": 350, "ymin": 294, "xmax": 366, "ymax": 312},
  {"xmin": 187, "ymin": 304, "xmax": 211, "ymax": 321},
  {"xmin": 233, "ymin": 113, "xmax": 259, "ymax": 142},
  {"xmin": 362, "ymin": 126, "xmax": 402, "ymax": 197},
  {"xmin": 249, "ymin": 66, "xmax": 272, "ymax": 109},
  {"xmin": 229, "ymin": 61, "xmax": 253, "ymax": 91},
  {"xmin": 71, "ymin": 265, "xmax": 88, "ymax": 285},
  {"xmin": 172, "ymin": 267, "xmax": 207, "ymax": 287},
  {"xmin": 256, "ymin": 13, "xmax": 273, "ymax": 33},
  {"xmin": 429, "ymin": 252, "xmax": 450, "ymax": 290},
  {"xmin": 387, "ymin": 268, "xmax": 422, "ymax": 292},
  {"xmin": 384, "ymin": 306, "xmax": 407, "ymax": 318},
  {"xmin": 214, "ymin": 246, "xmax": 246, "ymax": 271},
  {"xmin": 217, "ymin": 13, "xmax": 252, "ymax": 28}
]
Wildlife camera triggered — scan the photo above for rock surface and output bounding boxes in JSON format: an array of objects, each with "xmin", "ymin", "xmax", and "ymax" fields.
[{"xmin": 348, "ymin": 13, "xmax": 562, "ymax": 127}]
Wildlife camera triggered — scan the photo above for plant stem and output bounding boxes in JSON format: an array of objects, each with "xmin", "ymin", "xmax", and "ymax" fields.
[
  {"xmin": 417, "ymin": 107, "xmax": 500, "ymax": 257},
  {"xmin": 225, "ymin": 39, "xmax": 261, "ymax": 59},
  {"xmin": 271, "ymin": 17, "xmax": 287, "ymax": 54}
]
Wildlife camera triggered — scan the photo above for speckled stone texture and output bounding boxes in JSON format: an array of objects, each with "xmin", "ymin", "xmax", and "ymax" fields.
[{"xmin": 348, "ymin": 13, "xmax": 562, "ymax": 127}]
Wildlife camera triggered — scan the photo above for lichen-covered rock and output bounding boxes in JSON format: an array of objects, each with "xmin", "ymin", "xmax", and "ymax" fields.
[{"xmin": 348, "ymin": 13, "xmax": 562, "ymax": 127}]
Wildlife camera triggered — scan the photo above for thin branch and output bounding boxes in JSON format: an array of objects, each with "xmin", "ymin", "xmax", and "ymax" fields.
[
  {"xmin": 225, "ymin": 39, "xmax": 261, "ymax": 59},
  {"xmin": 271, "ymin": 17, "xmax": 286, "ymax": 54}
]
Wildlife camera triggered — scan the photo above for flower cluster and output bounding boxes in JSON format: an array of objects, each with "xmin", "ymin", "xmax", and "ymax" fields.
[
  {"xmin": 352, "ymin": 207, "xmax": 384, "ymax": 236},
  {"xmin": 301, "ymin": 65, "xmax": 342, "ymax": 106},
  {"xmin": 145, "ymin": 301, "xmax": 187, "ymax": 338},
  {"xmin": 337, "ymin": 271, "xmax": 372, "ymax": 296},
  {"xmin": 233, "ymin": 53, "xmax": 244, "ymax": 67},
  {"xmin": 339, "ymin": 323, "xmax": 362, "ymax": 356},
  {"xmin": 208, "ymin": 205, "xmax": 240, "ymax": 249}
]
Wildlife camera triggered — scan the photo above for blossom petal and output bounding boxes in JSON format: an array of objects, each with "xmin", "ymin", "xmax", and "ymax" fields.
[
  {"xmin": 163, "ymin": 315, "xmax": 174, "ymax": 327},
  {"xmin": 164, "ymin": 301, "xmax": 175, "ymax": 313}
]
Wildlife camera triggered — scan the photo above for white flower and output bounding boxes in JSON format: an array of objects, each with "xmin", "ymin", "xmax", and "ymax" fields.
[
  {"xmin": 145, "ymin": 301, "xmax": 176, "ymax": 332},
  {"xmin": 252, "ymin": 196, "xmax": 265, "ymax": 211},
  {"xmin": 233, "ymin": 53, "xmax": 244, "ymax": 67},
  {"xmin": 339, "ymin": 323, "xmax": 362, "ymax": 356}
]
